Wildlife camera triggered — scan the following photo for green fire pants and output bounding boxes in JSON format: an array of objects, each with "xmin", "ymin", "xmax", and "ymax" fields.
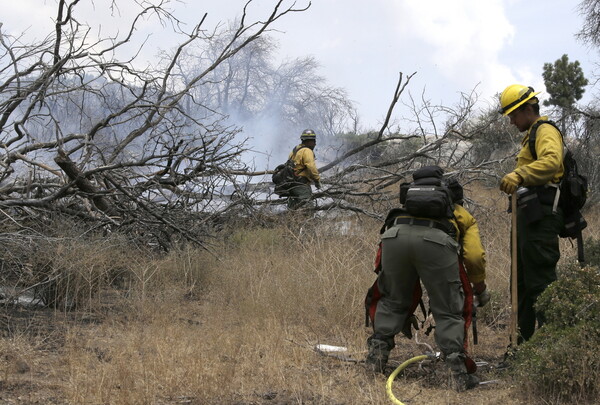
[
  {"xmin": 373, "ymin": 223, "xmax": 465, "ymax": 358},
  {"xmin": 287, "ymin": 181, "xmax": 312, "ymax": 209}
]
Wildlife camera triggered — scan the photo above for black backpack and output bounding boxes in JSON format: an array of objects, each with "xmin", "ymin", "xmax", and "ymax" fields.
[
  {"xmin": 529, "ymin": 120, "xmax": 588, "ymax": 262},
  {"xmin": 399, "ymin": 166, "xmax": 456, "ymax": 219},
  {"xmin": 272, "ymin": 145, "xmax": 307, "ymax": 197}
]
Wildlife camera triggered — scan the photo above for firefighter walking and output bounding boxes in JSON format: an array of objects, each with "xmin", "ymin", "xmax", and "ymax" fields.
[{"xmin": 287, "ymin": 129, "xmax": 322, "ymax": 209}]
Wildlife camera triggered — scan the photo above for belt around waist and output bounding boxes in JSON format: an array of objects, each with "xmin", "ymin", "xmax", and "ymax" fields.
[
  {"xmin": 393, "ymin": 217, "xmax": 451, "ymax": 233},
  {"xmin": 535, "ymin": 185, "xmax": 559, "ymax": 206}
]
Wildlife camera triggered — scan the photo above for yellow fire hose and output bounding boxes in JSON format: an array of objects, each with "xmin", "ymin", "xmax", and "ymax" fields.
[{"xmin": 386, "ymin": 354, "xmax": 429, "ymax": 405}]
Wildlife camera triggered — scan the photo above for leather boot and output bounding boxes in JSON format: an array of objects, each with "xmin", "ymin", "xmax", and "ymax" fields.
[
  {"xmin": 445, "ymin": 352, "xmax": 480, "ymax": 391},
  {"xmin": 365, "ymin": 338, "xmax": 391, "ymax": 373}
]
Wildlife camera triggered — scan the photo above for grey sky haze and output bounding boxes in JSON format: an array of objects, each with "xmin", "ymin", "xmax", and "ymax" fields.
[
  {"xmin": 3, "ymin": 0, "xmax": 595, "ymax": 127},
  {"xmin": 2, "ymin": 0, "xmax": 596, "ymax": 167}
]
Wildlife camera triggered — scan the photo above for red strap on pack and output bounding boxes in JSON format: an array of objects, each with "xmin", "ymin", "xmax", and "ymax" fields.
[
  {"xmin": 458, "ymin": 260, "xmax": 477, "ymax": 373},
  {"xmin": 373, "ymin": 242, "xmax": 382, "ymax": 274}
]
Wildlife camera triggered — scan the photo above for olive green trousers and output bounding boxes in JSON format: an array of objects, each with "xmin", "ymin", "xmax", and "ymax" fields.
[
  {"xmin": 287, "ymin": 182, "xmax": 312, "ymax": 209},
  {"xmin": 373, "ymin": 224, "xmax": 465, "ymax": 357}
]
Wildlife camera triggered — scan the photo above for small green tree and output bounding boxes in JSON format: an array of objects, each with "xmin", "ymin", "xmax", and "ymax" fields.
[{"xmin": 542, "ymin": 54, "xmax": 588, "ymax": 132}]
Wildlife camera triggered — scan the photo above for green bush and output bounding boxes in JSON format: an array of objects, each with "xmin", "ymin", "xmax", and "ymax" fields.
[
  {"xmin": 582, "ymin": 236, "xmax": 600, "ymax": 268},
  {"xmin": 511, "ymin": 258, "xmax": 600, "ymax": 404}
]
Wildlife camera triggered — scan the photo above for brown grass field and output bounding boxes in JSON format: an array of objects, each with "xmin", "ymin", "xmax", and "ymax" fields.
[{"xmin": 0, "ymin": 185, "xmax": 597, "ymax": 404}]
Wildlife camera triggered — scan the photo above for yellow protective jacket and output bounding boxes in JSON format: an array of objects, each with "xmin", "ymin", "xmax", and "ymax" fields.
[
  {"xmin": 289, "ymin": 144, "xmax": 321, "ymax": 183},
  {"xmin": 452, "ymin": 204, "xmax": 486, "ymax": 284},
  {"xmin": 513, "ymin": 116, "xmax": 564, "ymax": 185}
]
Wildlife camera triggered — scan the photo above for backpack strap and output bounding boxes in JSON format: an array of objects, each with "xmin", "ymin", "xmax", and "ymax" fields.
[
  {"xmin": 527, "ymin": 120, "xmax": 564, "ymax": 211},
  {"xmin": 528, "ymin": 119, "xmax": 563, "ymax": 161},
  {"xmin": 289, "ymin": 145, "xmax": 309, "ymax": 168},
  {"xmin": 290, "ymin": 145, "xmax": 310, "ymax": 177},
  {"xmin": 291, "ymin": 144, "xmax": 308, "ymax": 158}
]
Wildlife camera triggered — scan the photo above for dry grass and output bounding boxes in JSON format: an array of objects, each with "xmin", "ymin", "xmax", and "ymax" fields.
[
  {"xmin": 0, "ymin": 187, "xmax": 597, "ymax": 404},
  {"xmin": 22, "ymin": 234, "xmax": 138, "ymax": 310}
]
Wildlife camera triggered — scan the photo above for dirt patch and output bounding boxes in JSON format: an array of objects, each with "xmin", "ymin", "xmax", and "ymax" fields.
[{"xmin": 0, "ymin": 302, "xmax": 108, "ymax": 405}]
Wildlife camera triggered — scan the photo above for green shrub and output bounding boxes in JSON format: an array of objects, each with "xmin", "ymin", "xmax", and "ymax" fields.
[
  {"xmin": 583, "ymin": 236, "xmax": 600, "ymax": 268},
  {"xmin": 511, "ymin": 258, "xmax": 600, "ymax": 404}
]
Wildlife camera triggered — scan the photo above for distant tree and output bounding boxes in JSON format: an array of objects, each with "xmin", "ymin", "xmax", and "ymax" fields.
[
  {"xmin": 577, "ymin": 0, "xmax": 600, "ymax": 48},
  {"xmin": 171, "ymin": 26, "xmax": 355, "ymax": 158},
  {"xmin": 542, "ymin": 54, "xmax": 588, "ymax": 132},
  {"xmin": 463, "ymin": 105, "xmax": 520, "ymax": 164}
]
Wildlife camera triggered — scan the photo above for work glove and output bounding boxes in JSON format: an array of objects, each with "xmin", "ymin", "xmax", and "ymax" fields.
[
  {"xmin": 475, "ymin": 289, "xmax": 491, "ymax": 307},
  {"xmin": 500, "ymin": 172, "xmax": 522, "ymax": 195},
  {"xmin": 401, "ymin": 314, "xmax": 419, "ymax": 339},
  {"xmin": 315, "ymin": 181, "xmax": 322, "ymax": 190},
  {"xmin": 472, "ymin": 281, "xmax": 490, "ymax": 307}
]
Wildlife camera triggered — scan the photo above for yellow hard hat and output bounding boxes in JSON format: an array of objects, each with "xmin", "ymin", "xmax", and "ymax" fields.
[{"xmin": 499, "ymin": 84, "xmax": 540, "ymax": 116}]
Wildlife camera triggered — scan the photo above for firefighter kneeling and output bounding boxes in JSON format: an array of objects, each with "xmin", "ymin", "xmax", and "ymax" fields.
[{"xmin": 365, "ymin": 166, "xmax": 489, "ymax": 392}]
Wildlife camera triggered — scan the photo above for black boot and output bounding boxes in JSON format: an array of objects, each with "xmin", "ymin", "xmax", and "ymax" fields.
[
  {"xmin": 365, "ymin": 338, "xmax": 392, "ymax": 373},
  {"xmin": 445, "ymin": 352, "xmax": 480, "ymax": 392},
  {"xmin": 451, "ymin": 372, "xmax": 480, "ymax": 392},
  {"xmin": 497, "ymin": 345, "xmax": 517, "ymax": 370}
]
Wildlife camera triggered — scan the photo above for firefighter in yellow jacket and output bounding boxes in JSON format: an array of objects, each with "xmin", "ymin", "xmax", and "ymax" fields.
[
  {"xmin": 499, "ymin": 84, "xmax": 564, "ymax": 343},
  {"xmin": 287, "ymin": 129, "xmax": 322, "ymax": 209}
]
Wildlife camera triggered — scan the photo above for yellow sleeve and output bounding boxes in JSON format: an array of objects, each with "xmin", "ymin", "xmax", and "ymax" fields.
[
  {"xmin": 294, "ymin": 148, "xmax": 321, "ymax": 182},
  {"xmin": 514, "ymin": 120, "xmax": 564, "ymax": 185},
  {"xmin": 454, "ymin": 205, "xmax": 486, "ymax": 284}
]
